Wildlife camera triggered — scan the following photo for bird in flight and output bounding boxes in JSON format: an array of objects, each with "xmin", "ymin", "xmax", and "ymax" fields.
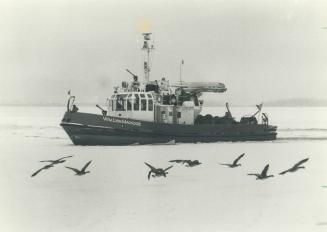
[
  {"xmin": 219, "ymin": 153, "xmax": 245, "ymax": 168},
  {"xmin": 145, "ymin": 162, "xmax": 173, "ymax": 180},
  {"xmin": 39, "ymin": 155, "xmax": 73, "ymax": 165},
  {"xmin": 65, "ymin": 161, "xmax": 92, "ymax": 176},
  {"xmin": 31, "ymin": 155, "xmax": 73, "ymax": 177},
  {"xmin": 31, "ymin": 164, "xmax": 55, "ymax": 177},
  {"xmin": 169, "ymin": 159, "xmax": 201, "ymax": 167},
  {"xmin": 279, "ymin": 158, "xmax": 309, "ymax": 175},
  {"xmin": 248, "ymin": 164, "xmax": 274, "ymax": 180}
]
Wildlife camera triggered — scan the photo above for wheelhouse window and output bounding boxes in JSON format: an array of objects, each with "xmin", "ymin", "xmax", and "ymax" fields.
[
  {"xmin": 110, "ymin": 95, "xmax": 115, "ymax": 111},
  {"xmin": 148, "ymin": 99, "xmax": 153, "ymax": 111},
  {"xmin": 116, "ymin": 94, "xmax": 127, "ymax": 111},
  {"xmin": 127, "ymin": 94, "xmax": 132, "ymax": 111},
  {"xmin": 133, "ymin": 94, "xmax": 139, "ymax": 111},
  {"xmin": 141, "ymin": 99, "xmax": 147, "ymax": 111},
  {"xmin": 111, "ymin": 96, "xmax": 116, "ymax": 111}
]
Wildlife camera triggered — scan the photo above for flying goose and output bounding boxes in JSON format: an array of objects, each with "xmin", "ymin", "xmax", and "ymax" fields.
[
  {"xmin": 65, "ymin": 161, "xmax": 92, "ymax": 176},
  {"xmin": 248, "ymin": 164, "xmax": 274, "ymax": 180},
  {"xmin": 219, "ymin": 153, "xmax": 245, "ymax": 168},
  {"xmin": 145, "ymin": 162, "xmax": 173, "ymax": 180},
  {"xmin": 39, "ymin": 155, "xmax": 73, "ymax": 165},
  {"xmin": 279, "ymin": 158, "xmax": 309, "ymax": 175},
  {"xmin": 31, "ymin": 164, "xmax": 54, "ymax": 177},
  {"xmin": 31, "ymin": 156, "xmax": 72, "ymax": 177},
  {"xmin": 169, "ymin": 159, "xmax": 201, "ymax": 167}
]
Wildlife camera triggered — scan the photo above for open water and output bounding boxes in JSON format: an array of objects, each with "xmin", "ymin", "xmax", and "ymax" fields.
[{"xmin": 0, "ymin": 106, "xmax": 326, "ymax": 232}]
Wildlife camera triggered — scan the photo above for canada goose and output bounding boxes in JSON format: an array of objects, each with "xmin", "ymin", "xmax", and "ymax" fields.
[
  {"xmin": 145, "ymin": 162, "xmax": 173, "ymax": 180},
  {"xmin": 169, "ymin": 159, "xmax": 201, "ymax": 167},
  {"xmin": 279, "ymin": 158, "xmax": 309, "ymax": 175},
  {"xmin": 39, "ymin": 155, "xmax": 73, "ymax": 165},
  {"xmin": 31, "ymin": 164, "xmax": 54, "ymax": 177},
  {"xmin": 248, "ymin": 164, "xmax": 274, "ymax": 180},
  {"xmin": 65, "ymin": 161, "xmax": 92, "ymax": 176},
  {"xmin": 219, "ymin": 153, "xmax": 245, "ymax": 168}
]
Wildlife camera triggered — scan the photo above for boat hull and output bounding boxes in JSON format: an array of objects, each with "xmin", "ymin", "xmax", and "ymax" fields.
[{"xmin": 60, "ymin": 112, "xmax": 277, "ymax": 145}]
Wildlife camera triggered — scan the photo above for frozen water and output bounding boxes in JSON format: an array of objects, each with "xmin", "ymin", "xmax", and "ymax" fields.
[{"xmin": 0, "ymin": 106, "xmax": 327, "ymax": 232}]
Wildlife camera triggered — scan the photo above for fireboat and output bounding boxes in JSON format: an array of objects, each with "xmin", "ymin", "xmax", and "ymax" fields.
[{"xmin": 60, "ymin": 33, "xmax": 277, "ymax": 145}]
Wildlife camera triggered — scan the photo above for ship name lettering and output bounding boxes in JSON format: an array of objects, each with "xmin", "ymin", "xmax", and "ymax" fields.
[{"xmin": 103, "ymin": 116, "xmax": 141, "ymax": 126}]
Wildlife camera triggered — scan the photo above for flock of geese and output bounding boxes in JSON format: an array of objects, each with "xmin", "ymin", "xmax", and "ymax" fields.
[
  {"xmin": 31, "ymin": 154, "xmax": 309, "ymax": 180},
  {"xmin": 145, "ymin": 154, "xmax": 309, "ymax": 180},
  {"xmin": 31, "ymin": 156, "xmax": 92, "ymax": 177}
]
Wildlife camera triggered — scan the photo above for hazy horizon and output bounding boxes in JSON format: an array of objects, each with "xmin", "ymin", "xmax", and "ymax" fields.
[
  {"xmin": 2, "ymin": 97, "xmax": 327, "ymax": 108},
  {"xmin": 1, "ymin": 0, "xmax": 327, "ymax": 105}
]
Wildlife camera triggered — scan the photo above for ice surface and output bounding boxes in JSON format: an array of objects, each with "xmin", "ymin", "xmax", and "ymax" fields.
[{"xmin": 0, "ymin": 106, "xmax": 327, "ymax": 232}]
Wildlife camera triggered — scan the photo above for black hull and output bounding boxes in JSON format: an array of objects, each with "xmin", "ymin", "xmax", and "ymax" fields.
[{"xmin": 60, "ymin": 112, "xmax": 277, "ymax": 145}]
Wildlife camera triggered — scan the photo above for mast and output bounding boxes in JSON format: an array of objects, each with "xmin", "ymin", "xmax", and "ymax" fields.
[
  {"xmin": 179, "ymin": 59, "xmax": 184, "ymax": 84},
  {"xmin": 142, "ymin": 33, "xmax": 154, "ymax": 82}
]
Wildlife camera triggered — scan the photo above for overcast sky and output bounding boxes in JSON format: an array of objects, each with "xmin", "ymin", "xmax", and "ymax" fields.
[{"xmin": 1, "ymin": 0, "xmax": 327, "ymax": 105}]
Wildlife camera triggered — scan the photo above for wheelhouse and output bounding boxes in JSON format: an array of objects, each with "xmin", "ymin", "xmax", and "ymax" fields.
[{"xmin": 107, "ymin": 92, "xmax": 155, "ymax": 122}]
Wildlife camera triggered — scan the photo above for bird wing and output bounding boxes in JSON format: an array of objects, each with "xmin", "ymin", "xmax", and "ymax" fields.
[
  {"xmin": 31, "ymin": 167, "xmax": 45, "ymax": 177},
  {"xmin": 144, "ymin": 162, "xmax": 156, "ymax": 171},
  {"xmin": 39, "ymin": 160, "xmax": 54, "ymax": 163},
  {"xmin": 81, "ymin": 161, "xmax": 92, "ymax": 172},
  {"xmin": 57, "ymin": 155, "xmax": 74, "ymax": 161},
  {"xmin": 164, "ymin": 165, "xmax": 173, "ymax": 171},
  {"xmin": 39, "ymin": 155, "xmax": 74, "ymax": 163},
  {"xmin": 233, "ymin": 153, "xmax": 245, "ymax": 165},
  {"xmin": 293, "ymin": 158, "xmax": 309, "ymax": 168},
  {"xmin": 183, "ymin": 160, "xmax": 192, "ymax": 164},
  {"xmin": 219, "ymin": 163, "xmax": 230, "ymax": 166},
  {"xmin": 65, "ymin": 166, "xmax": 80, "ymax": 174},
  {"xmin": 261, "ymin": 164, "xmax": 270, "ymax": 176},
  {"xmin": 279, "ymin": 169, "xmax": 290, "ymax": 175},
  {"xmin": 169, "ymin": 160, "xmax": 184, "ymax": 163}
]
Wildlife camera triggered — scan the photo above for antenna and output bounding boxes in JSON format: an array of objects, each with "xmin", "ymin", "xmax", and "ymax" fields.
[
  {"xmin": 142, "ymin": 33, "xmax": 154, "ymax": 82},
  {"xmin": 179, "ymin": 59, "xmax": 184, "ymax": 84}
]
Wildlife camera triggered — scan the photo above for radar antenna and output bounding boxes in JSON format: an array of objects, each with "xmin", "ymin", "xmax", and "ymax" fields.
[{"xmin": 142, "ymin": 33, "xmax": 154, "ymax": 83}]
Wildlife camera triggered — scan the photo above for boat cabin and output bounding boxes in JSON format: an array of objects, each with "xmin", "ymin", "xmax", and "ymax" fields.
[
  {"xmin": 107, "ymin": 92, "xmax": 155, "ymax": 122},
  {"xmin": 107, "ymin": 91, "xmax": 197, "ymax": 125}
]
